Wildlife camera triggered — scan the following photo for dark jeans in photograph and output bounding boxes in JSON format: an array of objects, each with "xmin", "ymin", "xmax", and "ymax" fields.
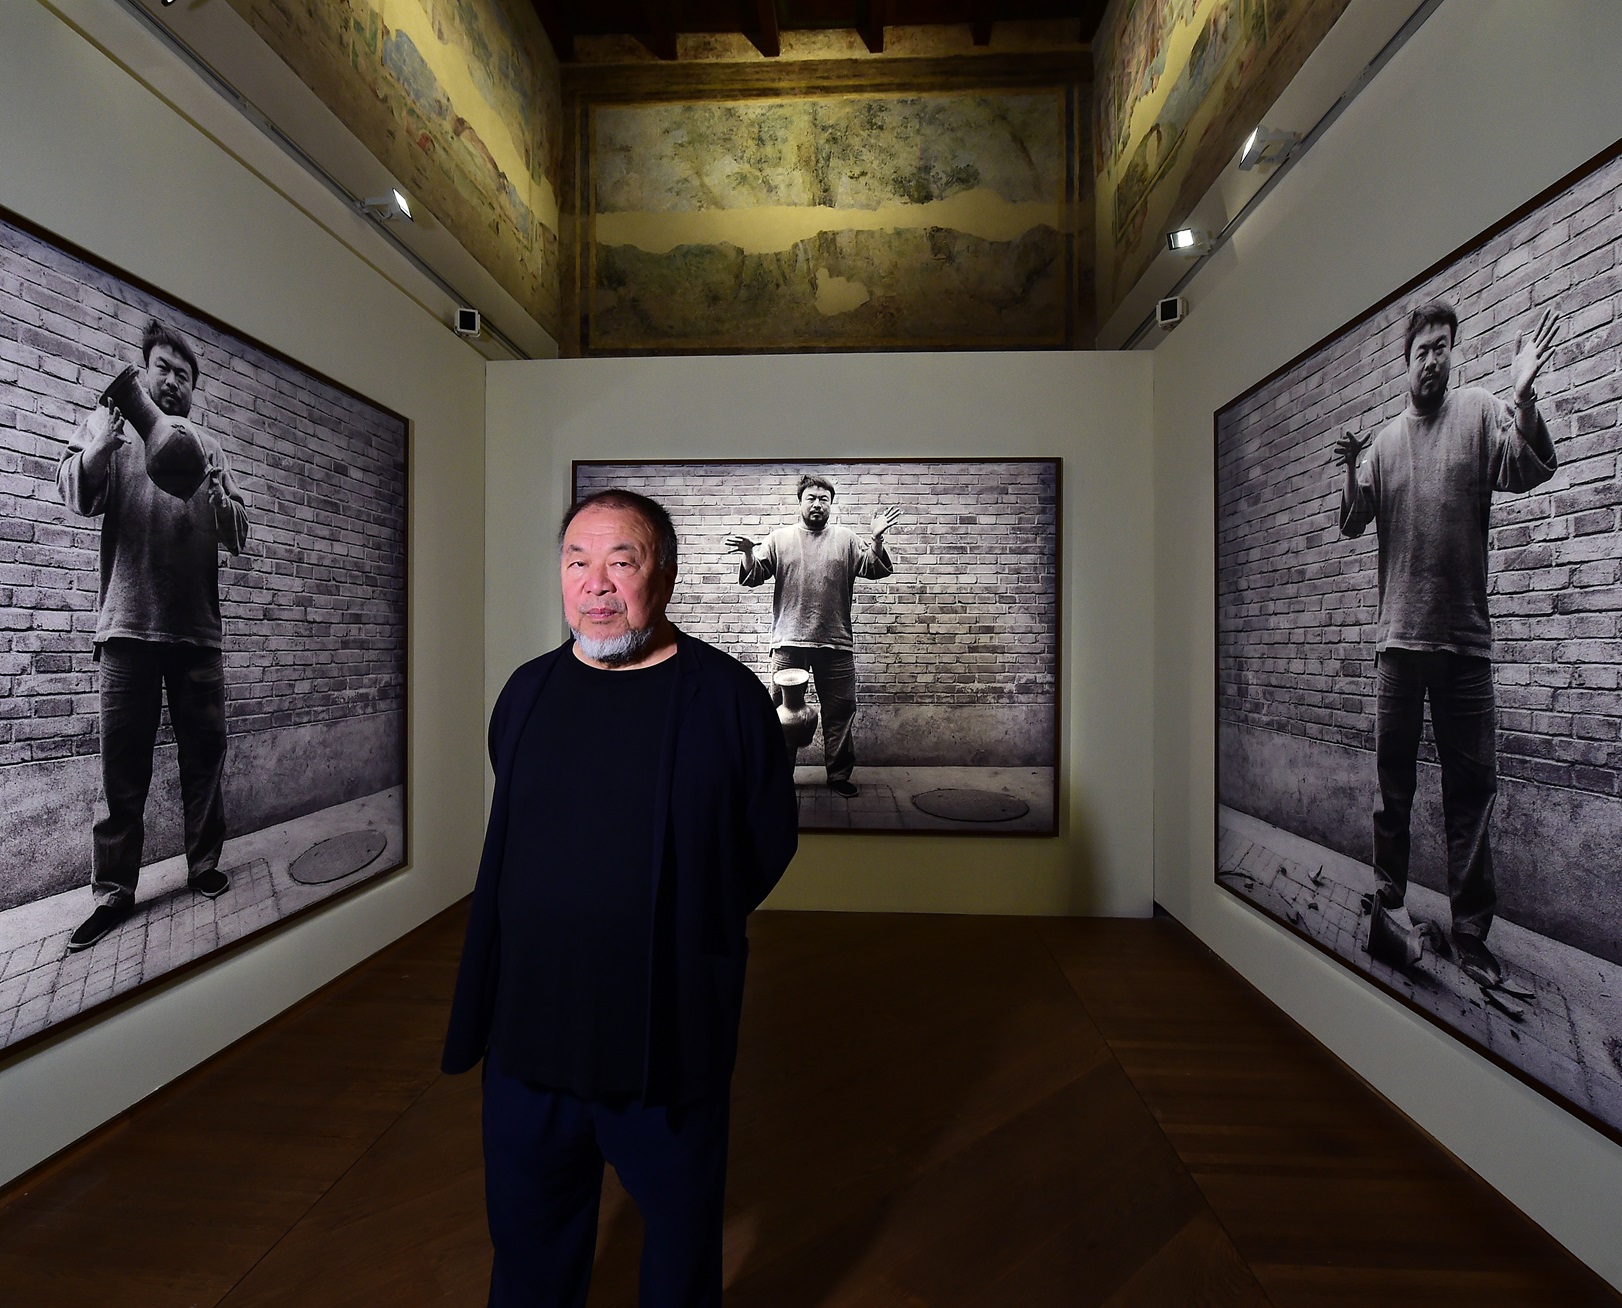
[
  {"xmin": 481, "ymin": 1070, "xmax": 730, "ymax": 1308},
  {"xmin": 1372, "ymin": 648, "xmax": 1497, "ymax": 941},
  {"xmin": 92, "ymin": 638, "xmax": 227, "ymax": 909},
  {"xmin": 769, "ymin": 645, "xmax": 857, "ymax": 782}
]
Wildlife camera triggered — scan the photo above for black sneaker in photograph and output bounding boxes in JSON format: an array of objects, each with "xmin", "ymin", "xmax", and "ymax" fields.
[
  {"xmin": 190, "ymin": 868, "xmax": 230, "ymax": 899},
  {"xmin": 828, "ymin": 779, "xmax": 860, "ymax": 798},
  {"xmin": 67, "ymin": 903, "xmax": 132, "ymax": 953}
]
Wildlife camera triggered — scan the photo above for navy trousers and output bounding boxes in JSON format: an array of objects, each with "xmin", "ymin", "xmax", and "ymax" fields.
[{"xmin": 482, "ymin": 1070, "xmax": 730, "ymax": 1308}]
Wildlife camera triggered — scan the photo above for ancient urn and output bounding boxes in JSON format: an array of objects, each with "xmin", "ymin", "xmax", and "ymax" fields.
[
  {"xmin": 101, "ymin": 365, "xmax": 208, "ymax": 501},
  {"xmin": 773, "ymin": 668, "xmax": 818, "ymax": 751}
]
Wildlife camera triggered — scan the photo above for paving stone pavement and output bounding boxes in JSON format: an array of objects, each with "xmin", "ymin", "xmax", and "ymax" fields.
[
  {"xmin": 791, "ymin": 765, "xmax": 1054, "ymax": 832},
  {"xmin": 1219, "ymin": 805, "xmax": 1622, "ymax": 1135},
  {"xmin": 797, "ymin": 779, "xmax": 905, "ymax": 830},
  {"xmin": 0, "ymin": 860, "xmax": 276, "ymax": 1048},
  {"xmin": 0, "ymin": 787, "xmax": 402, "ymax": 1051}
]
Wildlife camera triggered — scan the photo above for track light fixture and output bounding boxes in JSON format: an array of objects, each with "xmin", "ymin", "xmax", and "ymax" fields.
[
  {"xmin": 359, "ymin": 188, "xmax": 413, "ymax": 222},
  {"xmin": 1238, "ymin": 126, "xmax": 1299, "ymax": 171},
  {"xmin": 1166, "ymin": 226, "xmax": 1212, "ymax": 254}
]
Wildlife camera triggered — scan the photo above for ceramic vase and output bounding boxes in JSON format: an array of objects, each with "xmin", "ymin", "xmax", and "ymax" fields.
[
  {"xmin": 773, "ymin": 668, "xmax": 818, "ymax": 751},
  {"xmin": 102, "ymin": 366, "xmax": 208, "ymax": 501}
]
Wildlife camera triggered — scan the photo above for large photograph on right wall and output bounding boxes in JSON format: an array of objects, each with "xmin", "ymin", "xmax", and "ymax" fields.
[{"xmin": 1216, "ymin": 138, "xmax": 1622, "ymax": 1144}]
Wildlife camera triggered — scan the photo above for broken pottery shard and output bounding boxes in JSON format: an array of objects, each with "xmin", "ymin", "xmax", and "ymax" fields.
[{"xmin": 1480, "ymin": 986, "xmax": 1526, "ymax": 1021}]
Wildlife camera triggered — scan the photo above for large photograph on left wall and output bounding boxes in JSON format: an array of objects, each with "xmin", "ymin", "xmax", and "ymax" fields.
[{"xmin": 0, "ymin": 209, "xmax": 407, "ymax": 1053}]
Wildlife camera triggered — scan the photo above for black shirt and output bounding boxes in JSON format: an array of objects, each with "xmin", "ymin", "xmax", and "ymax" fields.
[{"xmin": 489, "ymin": 648, "xmax": 677, "ymax": 1097}]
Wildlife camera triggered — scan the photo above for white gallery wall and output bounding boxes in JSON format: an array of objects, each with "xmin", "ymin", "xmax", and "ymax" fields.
[
  {"xmin": 1152, "ymin": 0, "xmax": 1622, "ymax": 1287},
  {"xmin": 0, "ymin": 1, "xmax": 488, "ymax": 1186},
  {"xmin": 486, "ymin": 352, "xmax": 1154, "ymax": 916}
]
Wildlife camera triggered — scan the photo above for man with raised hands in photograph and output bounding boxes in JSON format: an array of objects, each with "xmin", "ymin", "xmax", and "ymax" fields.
[
  {"xmin": 1337, "ymin": 301, "xmax": 1561, "ymax": 990},
  {"xmin": 725, "ymin": 473, "xmax": 900, "ymax": 799},
  {"xmin": 443, "ymin": 488, "xmax": 798, "ymax": 1308}
]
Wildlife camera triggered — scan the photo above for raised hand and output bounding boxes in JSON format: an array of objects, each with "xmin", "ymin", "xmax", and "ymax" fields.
[
  {"xmin": 870, "ymin": 505, "xmax": 902, "ymax": 539},
  {"xmin": 86, "ymin": 399, "xmax": 128, "ymax": 452},
  {"xmin": 723, "ymin": 534, "xmax": 758, "ymax": 554},
  {"xmin": 1333, "ymin": 431, "xmax": 1371, "ymax": 469},
  {"xmin": 1513, "ymin": 308, "xmax": 1561, "ymax": 402},
  {"xmin": 204, "ymin": 456, "xmax": 228, "ymax": 511}
]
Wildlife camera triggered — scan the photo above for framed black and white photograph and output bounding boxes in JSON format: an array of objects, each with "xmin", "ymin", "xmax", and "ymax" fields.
[
  {"xmin": 1215, "ymin": 139, "xmax": 1622, "ymax": 1142},
  {"xmin": 574, "ymin": 458, "xmax": 1060, "ymax": 835},
  {"xmin": 0, "ymin": 207, "xmax": 407, "ymax": 1054}
]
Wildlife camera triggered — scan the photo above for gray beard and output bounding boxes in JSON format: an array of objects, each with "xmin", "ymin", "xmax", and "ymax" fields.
[{"xmin": 570, "ymin": 622, "xmax": 656, "ymax": 667}]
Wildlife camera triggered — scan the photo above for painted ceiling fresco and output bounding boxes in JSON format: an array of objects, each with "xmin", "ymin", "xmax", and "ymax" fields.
[
  {"xmin": 580, "ymin": 89, "xmax": 1088, "ymax": 353},
  {"xmin": 228, "ymin": 0, "xmax": 563, "ymax": 336},
  {"xmin": 1093, "ymin": 0, "xmax": 1348, "ymax": 322}
]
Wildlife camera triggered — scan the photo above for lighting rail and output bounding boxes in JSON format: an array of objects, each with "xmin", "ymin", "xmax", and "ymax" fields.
[
  {"xmin": 109, "ymin": 0, "xmax": 530, "ymax": 360},
  {"xmin": 1122, "ymin": 0, "xmax": 1448, "ymax": 350}
]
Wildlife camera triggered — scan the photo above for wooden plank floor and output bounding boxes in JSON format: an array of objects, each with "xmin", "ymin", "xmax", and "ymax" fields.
[{"xmin": 0, "ymin": 906, "xmax": 1614, "ymax": 1307}]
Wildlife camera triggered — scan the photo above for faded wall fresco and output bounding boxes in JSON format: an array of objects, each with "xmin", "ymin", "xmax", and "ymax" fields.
[
  {"xmin": 228, "ymin": 0, "xmax": 562, "ymax": 335},
  {"xmin": 578, "ymin": 89, "xmax": 1088, "ymax": 353},
  {"xmin": 1093, "ymin": 0, "xmax": 1348, "ymax": 322}
]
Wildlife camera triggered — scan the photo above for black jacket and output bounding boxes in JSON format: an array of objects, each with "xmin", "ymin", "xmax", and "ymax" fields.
[{"xmin": 441, "ymin": 630, "xmax": 799, "ymax": 1104}]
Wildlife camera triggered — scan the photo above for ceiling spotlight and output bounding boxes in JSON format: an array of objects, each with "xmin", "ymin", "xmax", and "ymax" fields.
[
  {"xmin": 1167, "ymin": 226, "xmax": 1211, "ymax": 254},
  {"xmin": 359, "ymin": 188, "xmax": 413, "ymax": 222},
  {"xmin": 1238, "ymin": 126, "xmax": 1299, "ymax": 171}
]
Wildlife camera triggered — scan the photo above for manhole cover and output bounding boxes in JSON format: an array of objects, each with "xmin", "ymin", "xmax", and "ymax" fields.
[
  {"xmin": 911, "ymin": 789, "xmax": 1030, "ymax": 823},
  {"xmin": 289, "ymin": 829, "xmax": 388, "ymax": 885}
]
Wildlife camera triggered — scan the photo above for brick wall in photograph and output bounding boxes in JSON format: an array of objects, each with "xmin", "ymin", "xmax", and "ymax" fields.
[
  {"xmin": 575, "ymin": 460, "xmax": 1059, "ymax": 765},
  {"xmin": 1216, "ymin": 151, "xmax": 1622, "ymax": 960},
  {"xmin": 0, "ymin": 217, "xmax": 405, "ymax": 906}
]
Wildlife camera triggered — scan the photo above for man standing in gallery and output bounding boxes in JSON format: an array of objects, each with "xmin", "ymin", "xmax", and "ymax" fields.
[
  {"xmin": 1337, "ymin": 300, "xmax": 1562, "ymax": 987},
  {"xmin": 57, "ymin": 318, "xmax": 250, "ymax": 953},
  {"xmin": 442, "ymin": 489, "xmax": 798, "ymax": 1308},
  {"xmin": 725, "ymin": 474, "xmax": 901, "ymax": 798}
]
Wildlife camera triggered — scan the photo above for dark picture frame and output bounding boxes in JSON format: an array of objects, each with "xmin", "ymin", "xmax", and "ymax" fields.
[
  {"xmin": 574, "ymin": 458, "xmax": 1061, "ymax": 836},
  {"xmin": 0, "ymin": 206, "xmax": 409, "ymax": 1057},
  {"xmin": 1214, "ymin": 138, "xmax": 1622, "ymax": 1144}
]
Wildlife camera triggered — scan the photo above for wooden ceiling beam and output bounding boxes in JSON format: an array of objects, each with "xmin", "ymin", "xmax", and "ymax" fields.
[
  {"xmin": 861, "ymin": 0, "xmax": 888, "ymax": 54},
  {"xmin": 640, "ymin": 0, "xmax": 680, "ymax": 60},
  {"xmin": 970, "ymin": 0, "xmax": 994, "ymax": 47},
  {"xmin": 748, "ymin": 0, "xmax": 781, "ymax": 57},
  {"xmin": 529, "ymin": 0, "xmax": 574, "ymax": 62},
  {"xmin": 1079, "ymin": 0, "xmax": 1110, "ymax": 45}
]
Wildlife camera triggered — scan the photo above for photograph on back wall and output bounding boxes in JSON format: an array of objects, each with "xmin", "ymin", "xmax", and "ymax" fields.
[
  {"xmin": 1215, "ymin": 139, "xmax": 1622, "ymax": 1143},
  {"xmin": 0, "ymin": 208, "xmax": 407, "ymax": 1053},
  {"xmin": 574, "ymin": 459, "xmax": 1061, "ymax": 835}
]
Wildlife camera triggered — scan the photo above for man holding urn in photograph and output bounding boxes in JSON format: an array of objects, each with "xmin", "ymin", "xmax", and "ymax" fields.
[
  {"xmin": 1337, "ymin": 301, "xmax": 1561, "ymax": 988},
  {"xmin": 725, "ymin": 474, "xmax": 901, "ymax": 798},
  {"xmin": 57, "ymin": 318, "xmax": 249, "ymax": 952}
]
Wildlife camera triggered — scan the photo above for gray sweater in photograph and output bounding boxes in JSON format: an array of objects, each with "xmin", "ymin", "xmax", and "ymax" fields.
[
  {"xmin": 1341, "ymin": 386, "xmax": 1555, "ymax": 658},
  {"xmin": 58, "ymin": 415, "xmax": 250, "ymax": 649},
  {"xmin": 739, "ymin": 522, "xmax": 893, "ymax": 651}
]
